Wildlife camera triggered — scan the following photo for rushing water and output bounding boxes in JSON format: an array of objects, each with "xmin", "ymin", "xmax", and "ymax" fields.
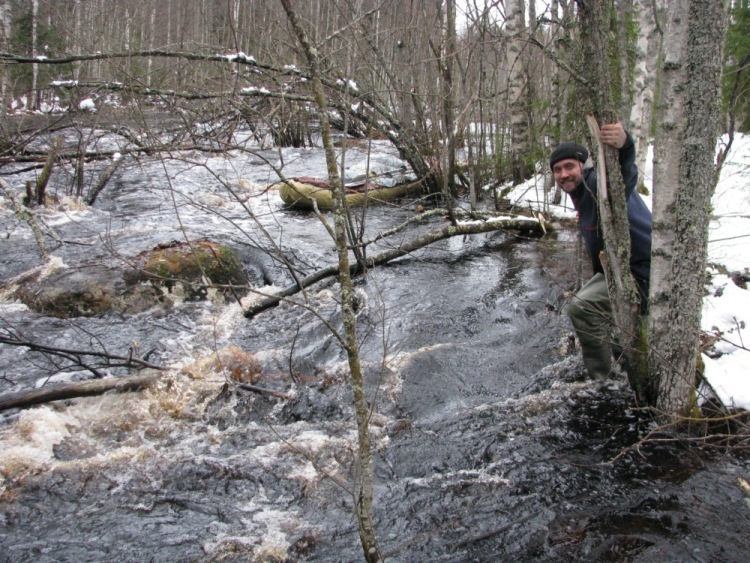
[{"xmin": 1, "ymin": 121, "xmax": 749, "ymax": 561}]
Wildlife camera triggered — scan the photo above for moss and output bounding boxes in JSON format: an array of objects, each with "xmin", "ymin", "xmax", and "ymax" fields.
[
  {"xmin": 130, "ymin": 240, "xmax": 248, "ymax": 302},
  {"xmin": 626, "ymin": 318, "xmax": 654, "ymax": 407}
]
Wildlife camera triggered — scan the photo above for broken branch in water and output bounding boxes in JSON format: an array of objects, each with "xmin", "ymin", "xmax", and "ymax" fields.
[{"xmin": 0, "ymin": 373, "xmax": 159, "ymax": 412}]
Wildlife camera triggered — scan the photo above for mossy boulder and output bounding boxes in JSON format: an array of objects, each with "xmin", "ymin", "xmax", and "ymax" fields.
[
  {"xmin": 125, "ymin": 239, "xmax": 248, "ymax": 302},
  {"xmin": 14, "ymin": 264, "xmax": 162, "ymax": 318},
  {"xmin": 13, "ymin": 240, "xmax": 248, "ymax": 318}
]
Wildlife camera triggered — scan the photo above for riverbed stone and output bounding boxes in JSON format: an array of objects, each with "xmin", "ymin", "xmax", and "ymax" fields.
[
  {"xmin": 14, "ymin": 240, "xmax": 248, "ymax": 317},
  {"xmin": 124, "ymin": 239, "xmax": 249, "ymax": 303},
  {"xmin": 14, "ymin": 267, "xmax": 168, "ymax": 318}
]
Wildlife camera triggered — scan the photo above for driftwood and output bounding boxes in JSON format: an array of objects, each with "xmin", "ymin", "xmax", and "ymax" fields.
[
  {"xmin": 236, "ymin": 382, "xmax": 293, "ymax": 400},
  {"xmin": 244, "ymin": 215, "xmax": 544, "ymax": 318},
  {"xmin": 0, "ymin": 373, "xmax": 159, "ymax": 412}
]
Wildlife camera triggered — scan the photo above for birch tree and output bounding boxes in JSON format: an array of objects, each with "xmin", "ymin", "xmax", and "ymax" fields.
[
  {"xmin": 0, "ymin": 0, "xmax": 10, "ymax": 112},
  {"xmin": 576, "ymin": 0, "xmax": 645, "ymax": 396},
  {"xmin": 629, "ymin": 0, "xmax": 664, "ymax": 188},
  {"xmin": 506, "ymin": 0, "xmax": 532, "ymax": 183},
  {"xmin": 649, "ymin": 1, "xmax": 729, "ymax": 415},
  {"xmin": 30, "ymin": 0, "xmax": 38, "ymax": 110}
]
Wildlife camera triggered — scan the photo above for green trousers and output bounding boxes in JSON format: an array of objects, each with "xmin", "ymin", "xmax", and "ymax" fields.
[{"xmin": 568, "ymin": 273, "xmax": 615, "ymax": 380}]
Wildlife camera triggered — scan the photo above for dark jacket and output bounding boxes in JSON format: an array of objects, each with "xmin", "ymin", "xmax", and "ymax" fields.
[{"xmin": 569, "ymin": 133, "xmax": 652, "ymax": 298}]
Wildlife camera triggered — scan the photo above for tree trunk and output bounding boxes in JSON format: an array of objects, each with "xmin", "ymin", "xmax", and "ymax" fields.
[
  {"xmin": 649, "ymin": 0, "xmax": 728, "ymax": 416},
  {"xmin": 244, "ymin": 214, "xmax": 544, "ymax": 318},
  {"xmin": 617, "ymin": 0, "xmax": 636, "ymax": 125},
  {"xmin": 0, "ymin": 0, "xmax": 11, "ymax": 113},
  {"xmin": 577, "ymin": 0, "xmax": 646, "ymax": 402},
  {"xmin": 441, "ymin": 0, "xmax": 457, "ymax": 199},
  {"xmin": 0, "ymin": 374, "xmax": 158, "ymax": 412},
  {"xmin": 629, "ymin": 0, "xmax": 664, "ymax": 189},
  {"xmin": 278, "ymin": 2, "xmax": 381, "ymax": 560},
  {"xmin": 506, "ymin": 0, "xmax": 532, "ymax": 184},
  {"xmin": 31, "ymin": 0, "xmax": 39, "ymax": 110},
  {"xmin": 548, "ymin": 0, "xmax": 567, "ymax": 205}
]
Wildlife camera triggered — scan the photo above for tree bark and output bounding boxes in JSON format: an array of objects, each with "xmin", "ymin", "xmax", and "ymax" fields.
[
  {"xmin": 629, "ymin": 0, "xmax": 664, "ymax": 189},
  {"xmin": 36, "ymin": 138, "xmax": 62, "ymax": 206},
  {"xmin": 506, "ymin": 0, "xmax": 532, "ymax": 183},
  {"xmin": 86, "ymin": 155, "xmax": 124, "ymax": 205},
  {"xmin": 30, "ymin": 0, "xmax": 39, "ymax": 110},
  {"xmin": 0, "ymin": 0, "xmax": 10, "ymax": 113},
  {"xmin": 578, "ymin": 0, "xmax": 646, "ymax": 402},
  {"xmin": 649, "ymin": 1, "xmax": 728, "ymax": 415}
]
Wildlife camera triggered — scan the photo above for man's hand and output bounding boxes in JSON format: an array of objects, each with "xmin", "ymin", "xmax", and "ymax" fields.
[{"xmin": 600, "ymin": 121, "xmax": 627, "ymax": 149}]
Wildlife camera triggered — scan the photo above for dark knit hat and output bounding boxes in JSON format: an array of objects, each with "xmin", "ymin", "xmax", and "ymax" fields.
[{"xmin": 549, "ymin": 142, "xmax": 589, "ymax": 170}]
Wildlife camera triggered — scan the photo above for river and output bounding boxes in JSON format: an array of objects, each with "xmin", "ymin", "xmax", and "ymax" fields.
[{"xmin": 0, "ymin": 119, "xmax": 748, "ymax": 561}]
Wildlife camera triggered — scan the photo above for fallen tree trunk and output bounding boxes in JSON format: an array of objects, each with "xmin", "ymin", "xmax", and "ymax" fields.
[
  {"xmin": 0, "ymin": 373, "xmax": 159, "ymax": 412},
  {"xmin": 244, "ymin": 215, "xmax": 544, "ymax": 318}
]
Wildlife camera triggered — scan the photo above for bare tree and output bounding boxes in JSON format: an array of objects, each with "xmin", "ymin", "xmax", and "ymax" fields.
[{"xmin": 279, "ymin": 1, "xmax": 381, "ymax": 559}]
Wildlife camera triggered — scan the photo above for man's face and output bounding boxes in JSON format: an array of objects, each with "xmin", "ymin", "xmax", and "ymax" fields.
[{"xmin": 552, "ymin": 158, "xmax": 583, "ymax": 193}]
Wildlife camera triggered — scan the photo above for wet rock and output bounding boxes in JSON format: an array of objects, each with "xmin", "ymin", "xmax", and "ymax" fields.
[
  {"xmin": 280, "ymin": 385, "xmax": 350, "ymax": 423},
  {"xmin": 53, "ymin": 435, "xmax": 100, "ymax": 461},
  {"xmin": 13, "ymin": 239, "xmax": 248, "ymax": 317},
  {"xmin": 124, "ymin": 239, "xmax": 249, "ymax": 303},
  {"xmin": 14, "ymin": 264, "xmax": 160, "ymax": 318}
]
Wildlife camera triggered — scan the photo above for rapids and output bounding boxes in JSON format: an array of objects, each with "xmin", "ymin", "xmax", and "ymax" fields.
[{"xmin": 1, "ymin": 121, "xmax": 748, "ymax": 561}]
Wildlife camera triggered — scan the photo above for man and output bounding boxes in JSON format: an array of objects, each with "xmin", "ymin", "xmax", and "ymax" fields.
[{"xmin": 550, "ymin": 122, "xmax": 652, "ymax": 380}]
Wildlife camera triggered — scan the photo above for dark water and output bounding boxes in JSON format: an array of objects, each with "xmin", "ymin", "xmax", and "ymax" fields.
[{"xmin": 1, "ymin": 131, "xmax": 749, "ymax": 562}]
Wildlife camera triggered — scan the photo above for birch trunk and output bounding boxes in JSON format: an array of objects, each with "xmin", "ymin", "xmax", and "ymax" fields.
[
  {"xmin": 146, "ymin": 2, "xmax": 156, "ymax": 88},
  {"xmin": 617, "ymin": 0, "xmax": 635, "ymax": 125},
  {"xmin": 506, "ymin": 0, "xmax": 531, "ymax": 183},
  {"xmin": 629, "ymin": 0, "xmax": 663, "ymax": 189},
  {"xmin": 442, "ymin": 0, "xmax": 457, "ymax": 198},
  {"xmin": 0, "ymin": 0, "xmax": 10, "ymax": 112},
  {"xmin": 649, "ymin": 1, "xmax": 728, "ymax": 415},
  {"xmin": 31, "ymin": 0, "xmax": 39, "ymax": 110},
  {"xmin": 72, "ymin": 0, "xmax": 82, "ymax": 81},
  {"xmin": 548, "ymin": 0, "xmax": 567, "ymax": 204}
]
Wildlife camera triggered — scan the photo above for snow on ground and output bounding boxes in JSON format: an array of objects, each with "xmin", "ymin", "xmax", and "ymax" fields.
[{"xmin": 504, "ymin": 133, "xmax": 750, "ymax": 409}]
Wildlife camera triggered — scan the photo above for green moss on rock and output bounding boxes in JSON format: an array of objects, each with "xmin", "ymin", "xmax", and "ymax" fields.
[{"xmin": 127, "ymin": 239, "xmax": 248, "ymax": 302}]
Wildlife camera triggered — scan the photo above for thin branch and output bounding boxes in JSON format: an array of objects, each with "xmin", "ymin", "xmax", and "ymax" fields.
[{"xmin": 0, "ymin": 329, "xmax": 165, "ymax": 371}]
